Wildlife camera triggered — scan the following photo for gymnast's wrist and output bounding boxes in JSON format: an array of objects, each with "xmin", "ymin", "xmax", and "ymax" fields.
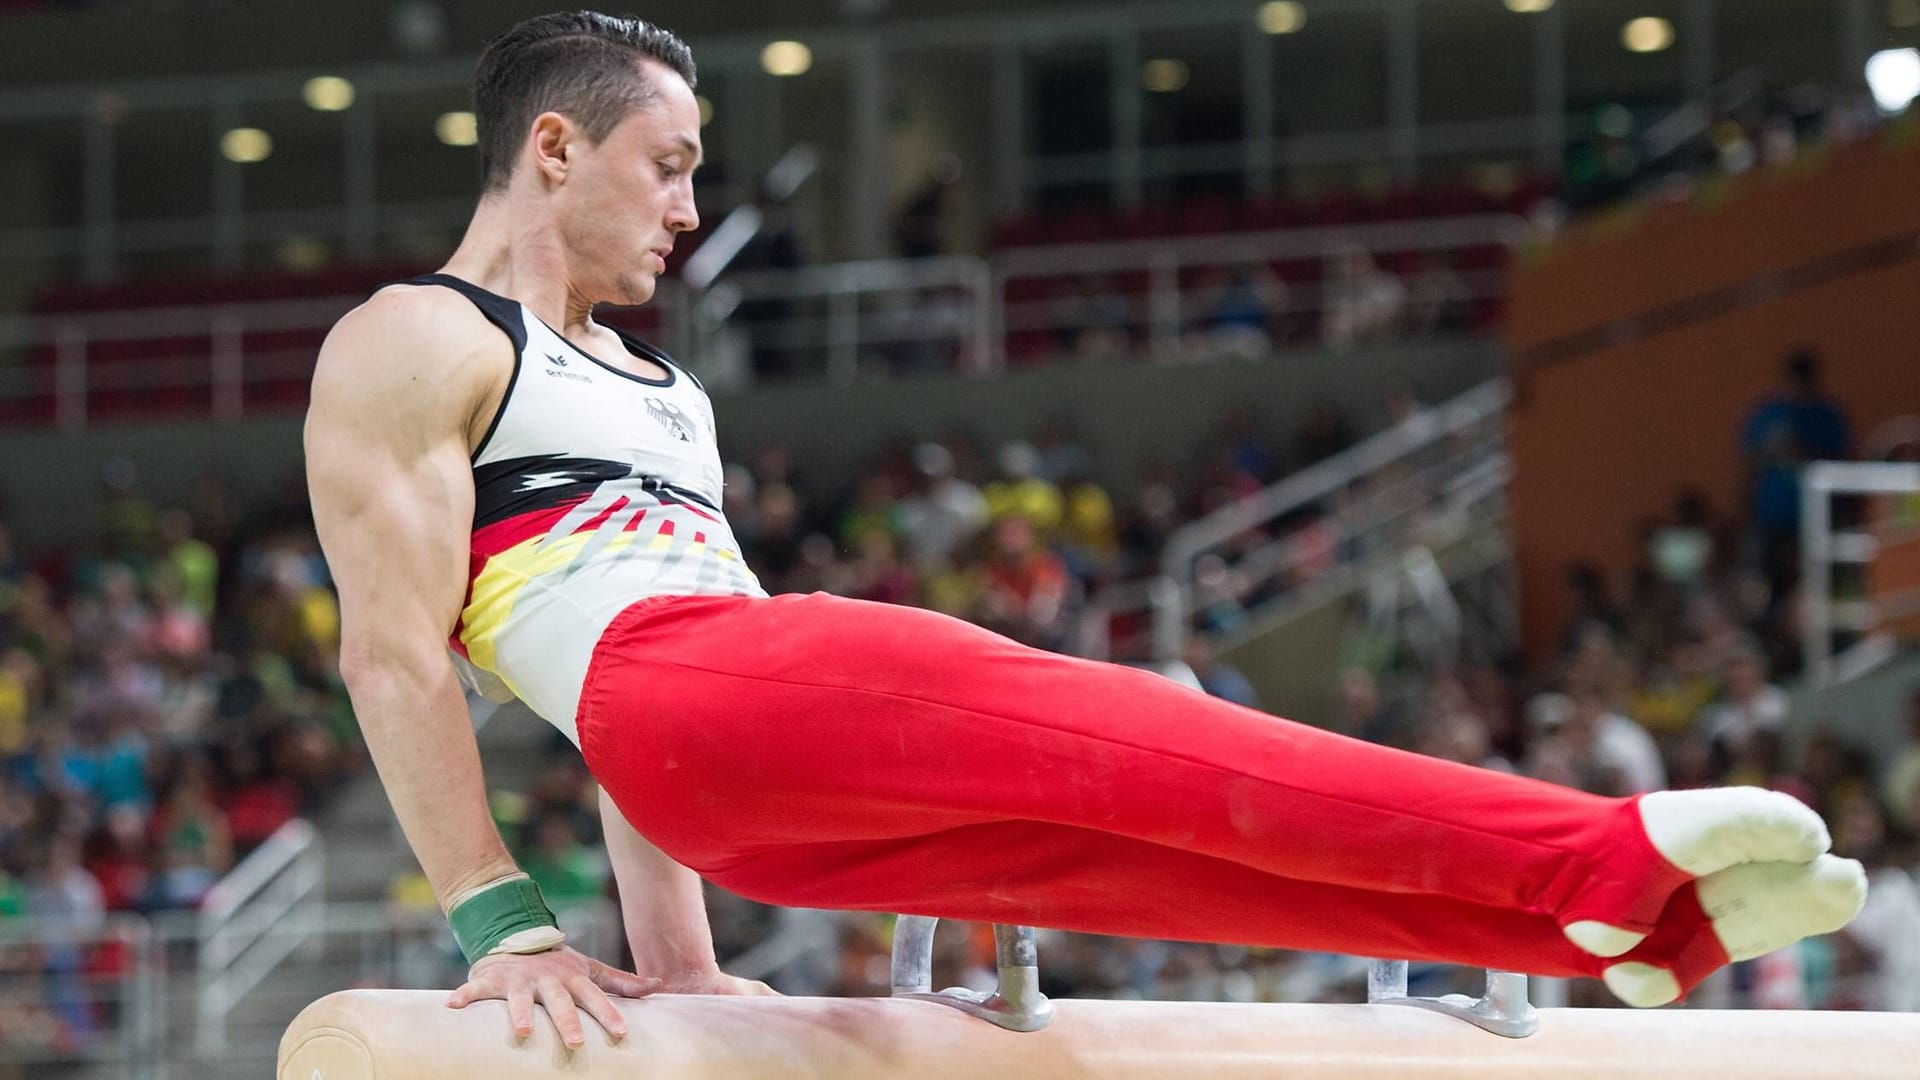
[{"xmin": 446, "ymin": 872, "xmax": 566, "ymax": 965}]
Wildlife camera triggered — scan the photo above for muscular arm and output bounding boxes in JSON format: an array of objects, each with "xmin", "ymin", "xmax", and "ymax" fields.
[
  {"xmin": 600, "ymin": 789, "xmax": 778, "ymax": 996},
  {"xmin": 306, "ymin": 289, "xmax": 512, "ymax": 909},
  {"xmin": 599, "ymin": 788, "xmax": 718, "ymax": 976}
]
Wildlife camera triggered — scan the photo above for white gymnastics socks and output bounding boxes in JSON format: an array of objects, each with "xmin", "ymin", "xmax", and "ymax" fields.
[
  {"xmin": 1562, "ymin": 787, "xmax": 1834, "ymax": 959},
  {"xmin": 1600, "ymin": 854, "xmax": 1869, "ymax": 1008}
]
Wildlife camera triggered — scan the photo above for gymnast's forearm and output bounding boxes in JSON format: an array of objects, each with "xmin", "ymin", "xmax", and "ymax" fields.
[
  {"xmin": 600, "ymin": 787, "xmax": 720, "ymax": 976},
  {"xmin": 343, "ymin": 647, "xmax": 519, "ymax": 910}
]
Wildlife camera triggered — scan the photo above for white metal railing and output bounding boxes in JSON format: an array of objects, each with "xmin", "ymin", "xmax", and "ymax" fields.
[
  {"xmin": 0, "ymin": 214, "xmax": 1522, "ymax": 429},
  {"xmin": 1801, "ymin": 460, "xmax": 1920, "ymax": 688},
  {"xmin": 995, "ymin": 214, "xmax": 1523, "ymax": 361},
  {"xmin": 0, "ymin": 913, "xmax": 163, "ymax": 1080},
  {"xmin": 1091, "ymin": 379, "xmax": 1510, "ymax": 663},
  {"xmin": 194, "ymin": 817, "xmax": 325, "ymax": 1056}
]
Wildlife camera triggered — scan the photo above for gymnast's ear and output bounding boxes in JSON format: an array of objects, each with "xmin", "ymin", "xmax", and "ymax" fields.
[{"xmin": 529, "ymin": 111, "xmax": 579, "ymax": 185}]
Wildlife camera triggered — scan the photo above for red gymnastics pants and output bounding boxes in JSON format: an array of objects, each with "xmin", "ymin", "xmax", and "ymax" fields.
[{"xmin": 575, "ymin": 592, "xmax": 1728, "ymax": 990}]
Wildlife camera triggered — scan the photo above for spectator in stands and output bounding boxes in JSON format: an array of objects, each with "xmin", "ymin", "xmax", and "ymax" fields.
[
  {"xmin": 1524, "ymin": 686, "xmax": 1665, "ymax": 796},
  {"xmin": 146, "ymin": 758, "xmax": 231, "ymax": 909},
  {"xmin": 1322, "ymin": 247, "xmax": 1406, "ymax": 350},
  {"xmin": 1051, "ymin": 276, "xmax": 1133, "ymax": 358},
  {"xmin": 1188, "ymin": 267, "xmax": 1288, "ymax": 359},
  {"xmin": 1882, "ymin": 689, "xmax": 1920, "ymax": 834},
  {"xmin": 1294, "ymin": 403, "xmax": 1354, "ymax": 472},
  {"xmin": 156, "ymin": 509, "xmax": 219, "ymax": 619},
  {"xmin": 1698, "ymin": 646, "xmax": 1788, "ymax": 769},
  {"xmin": 983, "ymin": 441, "xmax": 1064, "ymax": 534},
  {"xmin": 844, "ymin": 530, "xmax": 919, "ymax": 607},
  {"xmin": 521, "ymin": 811, "xmax": 610, "ymax": 912},
  {"xmin": 1646, "ymin": 489, "xmax": 1717, "ymax": 594},
  {"xmin": 976, "ymin": 514, "xmax": 1073, "ymax": 650},
  {"xmin": 1741, "ymin": 348, "xmax": 1853, "ymax": 602},
  {"xmin": 83, "ymin": 804, "xmax": 150, "ymax": 913},
  {"xmin": 1829, "ymin": 786, "xmax": 1920, "ymax": 1011},
  {"xmin": 1182, "ymin": 637, "xmax": 1259, "ymax": 710},
  {"xmin": 896, "ymin": 442, "xmax": 989, "ymax": 572},
  {"xmin": 1404, "ymin": 253, "xmax": 1473, "ymax": 338}
]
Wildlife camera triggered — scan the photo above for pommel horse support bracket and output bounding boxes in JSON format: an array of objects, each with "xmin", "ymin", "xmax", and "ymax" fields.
[{"xmin": 280, "ymin": 989, "xmax": 1920, "ymax": 1080}]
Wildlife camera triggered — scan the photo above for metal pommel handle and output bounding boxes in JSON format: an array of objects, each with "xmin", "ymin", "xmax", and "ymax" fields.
[
  {"xmin": 1367, "ymin": 959, "xmax": 1540, "ymax": 1039},
  {"xmin": 889, "ymin": 915, "xmax": 1055, "ymax": 1033}
]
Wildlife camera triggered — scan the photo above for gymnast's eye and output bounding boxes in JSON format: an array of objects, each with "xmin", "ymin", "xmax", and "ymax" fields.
[{"xmin": 658, "ymin": 162, "xmax": 681, "ymax": 181}]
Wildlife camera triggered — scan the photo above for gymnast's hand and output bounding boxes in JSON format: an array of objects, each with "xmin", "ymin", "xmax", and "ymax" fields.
[
  {"xmin": 447, "ymin": 945, "xmax": 663, "ymax": 1047},
  {"xmin": 646, "ymin": 967, "xmax": 781, "ymax": 996}
]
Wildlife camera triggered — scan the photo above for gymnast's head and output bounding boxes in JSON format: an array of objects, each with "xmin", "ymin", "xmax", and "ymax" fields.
[{"xmin": 472, "ymin": 11, "xmax": 701, "ymax": 305}]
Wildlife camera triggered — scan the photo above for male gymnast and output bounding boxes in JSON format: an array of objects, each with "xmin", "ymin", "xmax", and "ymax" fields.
[{"xmin": 304, "ymin": 10, "xmax": 1867, "ymax": 1050}]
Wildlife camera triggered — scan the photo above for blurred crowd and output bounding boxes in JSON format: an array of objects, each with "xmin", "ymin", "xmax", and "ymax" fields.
[
  {"xmin": 3, "ymin": 340, "xmax": 1917, "ymax": 1062},
  {"xmin": 0, "ymin": 467, "xmax": 358, "ymax": 1056}
]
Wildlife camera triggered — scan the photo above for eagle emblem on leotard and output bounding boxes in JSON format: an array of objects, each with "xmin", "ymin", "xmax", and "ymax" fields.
[{"xmin": 645, "ymin": 397, "xmax": 697, "ymax": 442}]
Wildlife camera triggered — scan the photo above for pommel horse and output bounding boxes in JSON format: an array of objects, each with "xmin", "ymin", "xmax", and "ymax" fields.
[{"xmin": 280, "ymin": 914, "xmax": 1920, "ymax": 1078}]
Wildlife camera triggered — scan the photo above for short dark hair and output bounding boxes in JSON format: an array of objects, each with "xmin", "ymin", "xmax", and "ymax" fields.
[{"xmin": 473, "ymin": 11, "xmax": 697, "ymax": 192}]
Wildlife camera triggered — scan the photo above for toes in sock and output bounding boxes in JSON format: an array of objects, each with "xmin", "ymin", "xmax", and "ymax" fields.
[
  {"xmin": 1638, "ymin": 788, "xmax": 1830, "ymax": 876},
  {"xmin": 1601, "ymin": 854, "xmax": 1869, "ymax": 1008},
  {"xmin": 1562, "ymin": 788, "xmax": 1833, "ymax": 960}
]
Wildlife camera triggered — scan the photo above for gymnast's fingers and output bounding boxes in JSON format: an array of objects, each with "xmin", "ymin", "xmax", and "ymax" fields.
[
  {"xmin": 589, "ymin": 961, "xmax": 663, "ymax": 999},
  {"xmin": 570, "ymin": 975, "xmax": 629, "ymax": 1041},
  {"xmin": 539, "ymin": 975, "xmax": 586, "ymax": 1048},
  {"xmin": 508, "ymin": 983, "xmax": 537, "ymax": 1040}
]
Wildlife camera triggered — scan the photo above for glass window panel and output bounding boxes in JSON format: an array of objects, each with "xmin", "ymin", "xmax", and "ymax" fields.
[
  {"xmin": 114, "ymin": 107, "xmax": 211, "ymax": 226},
  {"xmin": 1565, "ymin": 0, "xmax": 1686, "ymax": 110},
  {"xmin": 1713, "ymin": 0, "xmax": 1840, "ymax": 89},
  {"xmin": 1027, "ymin": 38, "xmax": 1112, "ymax": 157},
  {"xmin": 1025, "ymin": 37, "xmax": 1113, "ymax": 211},
  {"xmin": 1138, "ymin": 25, "xmax": 1244, "ymax": 149},
  {"xmin": 1269, "ymin": 4, "xmax": 1390, "ymax": 137},
  {"xmin": 768, "ymin": 54, "xmax": 853, "ymax": 261},
  {"xmin": 0, "ymin": 118, "xmax": 83, "ymax": 232},
  {"xmin": 374, "ymin": 85, "xmax": 480, "ymax": 206},
  {"xmin": 887, "ymin": 46, "xmax": 994, "ymax": 255},
  {"xmin": 1418, "ymin": 0, "xmax": 1536, "ymax": 126},
  {"xmin": 241, "ymin": 97, "xmax": 348, "ymax": 216}
]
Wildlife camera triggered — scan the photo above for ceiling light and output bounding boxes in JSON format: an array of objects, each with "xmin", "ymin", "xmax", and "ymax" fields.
[
  {"xmin": 761, "ymin": 40, "xmax": 813, "ymax": 77},
  {"xmin": 1504, "ymin": 0, "xmax": 1554, "ymax": 12},
  {"xmin": 220, "ymin": 127, "xmax": 272, "ymax": 164},
  {"xmin": 1142, "ymin": 58, "xmax": 1190, "ymax": 93},
  {"xmin": 696, "ymin": 95, "xmax": 714, "ymax": 127},
  {"xmin": 303, "ymin": 76, "xmax": 355, "ymax": 112},
  {"xmin": 1257, "ymin": 2, "xmax": 1306, "ymax": 35},
  {"xmin": 1622, "ymin": 17, "xmax": 1675, "ymax": 53},
  {"xmin": 436, "ymin": 110, "xmax": 477, "ymax": 147},
  {"xmin": 1866, "ymin": 48, "xmax": 1920, "ymax": 113}
]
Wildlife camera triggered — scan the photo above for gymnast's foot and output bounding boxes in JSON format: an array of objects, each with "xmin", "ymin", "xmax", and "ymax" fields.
[
  {"xmin": 1600, "ymin": 854, "xmax": 1868, "ymax": 1007},
  {"xmin": 1560, "ymin": 787, "xmax": 1833, "ymax": 959}
]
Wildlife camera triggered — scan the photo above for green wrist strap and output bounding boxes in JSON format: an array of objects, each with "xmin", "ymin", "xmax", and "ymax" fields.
[{"xmin": 447, "ymin": 875, "xmax": 562, "ymax": 965}]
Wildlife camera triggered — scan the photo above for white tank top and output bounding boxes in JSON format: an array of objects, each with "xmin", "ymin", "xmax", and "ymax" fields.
[{"xmin": 400, "ymin": 274, "xmax": 766, "ymax": 743}]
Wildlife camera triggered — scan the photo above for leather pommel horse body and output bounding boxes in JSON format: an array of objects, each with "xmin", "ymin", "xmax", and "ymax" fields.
[{"xmin": 279, "ymin": 989, "xmax": 1920, "ymax": 1080}]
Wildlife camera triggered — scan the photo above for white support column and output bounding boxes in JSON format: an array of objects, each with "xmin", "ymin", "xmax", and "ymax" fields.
[
  {"xmin": 211, "ymin": 97, "xmax": 245, "ymax": 269},
  {"xmin": 1110, "ymin": 25, "xmax": 1142, "ymax": 208},
  {"xmin": 1387, "ymin": 0, "xmax": 1420, "ymax": 179},
  {"xmin": 82, "ymin": 109, "xmax": 115, "ymax": 282},
  {"xmin": 992, "ymin": 38, "xmax": 1027, "ymax": 216},
  {"xmin": 1682, "ymin": 0, "xmax": 1716, "ymax": 105},
  {"xmin": 1532, "ymin": 1, "xmax": 1567, "ymax": 173},
  {"xmin": 848, "ymin": 37, "xmax": 889, "ymax": 260},
  {"xmin": 1242, "ymin": 24, "xmax": 1275, "ymax": 197},
  {"xmin": 344, "ymin": 92, "xmax": 377, "ymax": 258}
]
